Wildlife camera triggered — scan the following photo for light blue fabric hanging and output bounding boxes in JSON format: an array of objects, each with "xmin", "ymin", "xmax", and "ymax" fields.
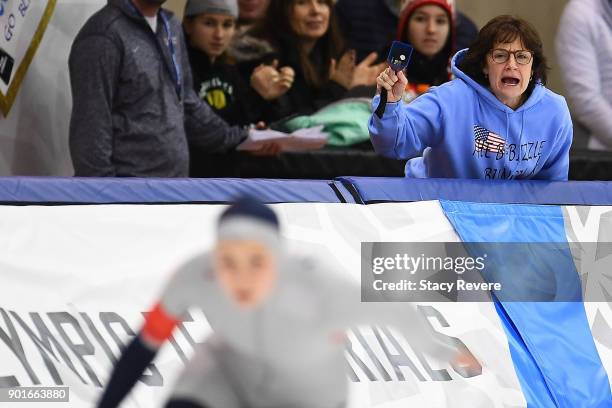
[{"xmin": 441, "ymin": 201, "xmax": 612, "ymax": 408}]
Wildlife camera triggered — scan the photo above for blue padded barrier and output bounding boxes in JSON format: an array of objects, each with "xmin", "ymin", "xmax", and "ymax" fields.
[
  {"xmin": 337, "ymin": 177, "xmax": 612, "ymax": 205},
  {"xmin": 0, "ymin": 177, "xmax": 354, "ymax": 204}
]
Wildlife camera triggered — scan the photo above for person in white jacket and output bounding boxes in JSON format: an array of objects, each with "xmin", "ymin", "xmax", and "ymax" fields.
[{"xmin": 556, "ymin": 0, "xmax": 612, "ymax": 150}]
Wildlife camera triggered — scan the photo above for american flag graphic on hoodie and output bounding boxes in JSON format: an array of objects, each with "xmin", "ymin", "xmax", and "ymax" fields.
[{"xmin": 474, "ymin": 125, "xmax": 506, "ymax": 154}]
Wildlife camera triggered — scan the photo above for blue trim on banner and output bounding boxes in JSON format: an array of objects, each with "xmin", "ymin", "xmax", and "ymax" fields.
[
  {"xmin": 337, "ymin": 177, "xmax": 612, "ymax": 205},
  {"xmin": 441, "ymin": 201, "xmax": 612, "ymax": 408},
  {"xmin": 0, "ymin": 178, "xmax": 350, "ymax": 204}
]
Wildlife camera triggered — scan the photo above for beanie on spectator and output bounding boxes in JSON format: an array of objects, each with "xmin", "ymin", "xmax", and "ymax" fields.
[
  {"xmin": 397, "ymin": 0, "xmax": 455, "ymax": 41},
  {"xmin": 401, "ymin": 0, "xmax": 455, "ymax": 17},
  {"xmin": 397, "ymin": 0, "xmax": 456, "ymax": 57},
  {"xmin": 184, "ymin": 0, "xmax": 239, "ymax": 19}
]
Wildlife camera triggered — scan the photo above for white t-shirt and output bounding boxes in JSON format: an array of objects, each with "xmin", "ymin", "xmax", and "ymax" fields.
[{"xmin": 144, "ymin": 15, "xmax": 158, "ymax": 32}]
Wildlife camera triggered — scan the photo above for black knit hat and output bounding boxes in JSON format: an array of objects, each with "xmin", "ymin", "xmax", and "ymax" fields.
[{"xmin": 219, "ymin": 196, "xmax": 279, "ymax": 229}]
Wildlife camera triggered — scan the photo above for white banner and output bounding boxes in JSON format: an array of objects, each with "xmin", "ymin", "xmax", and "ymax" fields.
[
  {"xmin": 0, "ymin": 1, "xmax": 55, "ymax": 101},
  {"xmin": 0, "ymin": 0, "xmax": 104, "ymax": 176},
  {"xmin": 0, "ymin": 202, "xmax": 530, "ymax": 407}
]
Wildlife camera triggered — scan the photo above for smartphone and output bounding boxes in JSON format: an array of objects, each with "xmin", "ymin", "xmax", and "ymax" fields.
[{"xmin": 387, "ymin": 41, "xmax": 414, "ymax": 72}]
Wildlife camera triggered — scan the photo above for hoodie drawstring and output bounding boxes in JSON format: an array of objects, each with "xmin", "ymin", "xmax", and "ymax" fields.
[
  {"xmin": 505, "ymin": 112, "xmax": 511, "ymax": 174},
  {"xmin": 511, "ymin": 111, "xmax": 526, "ymax": 178}
]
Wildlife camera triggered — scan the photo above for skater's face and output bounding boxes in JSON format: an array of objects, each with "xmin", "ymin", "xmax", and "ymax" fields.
[{"xmin": 214, "ymin": 240, "xmax": 277, "ymax": 309}]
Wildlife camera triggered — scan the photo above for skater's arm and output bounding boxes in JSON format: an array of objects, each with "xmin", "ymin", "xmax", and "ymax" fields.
[
  {"xmin": 96, "ymin": 333, "xmax": 157, "ymax": 408},
  {"xmin": 97, "ymin": 255, "xmax": 206, "ymax": 407},
  {"xmin": 318, "ymin": 262, "xmax": 457, "ymax": 360},
  {"xmin": 97, "ymin": 303, "xmax": 180, "ymax": 408}
]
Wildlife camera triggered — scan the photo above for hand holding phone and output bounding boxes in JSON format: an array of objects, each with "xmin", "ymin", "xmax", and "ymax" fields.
[{"xmin": 375, "ymin": 41, "xmax": 413, "ymax": 118}]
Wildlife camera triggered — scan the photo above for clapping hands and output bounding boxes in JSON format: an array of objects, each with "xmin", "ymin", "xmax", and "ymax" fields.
[
  {"xmin": 250, "ymin": 60, "xmax": 295, "ymax": 101},
  {"xmin": 330, "ymin": 50, "xmax": 387, "ymax": 90}
]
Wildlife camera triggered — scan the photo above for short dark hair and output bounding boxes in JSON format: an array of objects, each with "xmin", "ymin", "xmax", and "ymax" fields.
[{"xmin": 458, "ymin": 15, "xmax": 549, "ymax": 95}]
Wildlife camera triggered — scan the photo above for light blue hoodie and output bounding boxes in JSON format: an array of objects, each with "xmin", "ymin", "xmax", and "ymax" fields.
[{"xmin": 369, "ymin": 49, "xmax": 573, "ymax": 181}]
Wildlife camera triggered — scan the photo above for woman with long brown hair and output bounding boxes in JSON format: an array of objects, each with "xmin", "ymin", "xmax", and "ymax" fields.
[{"xmin": 233, "ymin": 0, "xmax": 384, "ymax": 123}]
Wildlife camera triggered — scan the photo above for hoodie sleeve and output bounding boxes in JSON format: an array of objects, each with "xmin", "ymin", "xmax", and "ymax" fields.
[
  {"xmin": 183, "ymin": 88, "xmax": 248, "ymax": 153},
  {"xmin": 68, "ymin": 35, "xmax": 120, "ymax": 177},
  {"xmin": 556, "ymin": 4, "xmax": 612, "ymax": 148},
  {"xmin": 534, "ymin": 104, "xmax": 572, "ymax": 181},
  {"xmin": 369, "ymin": 91, "xmax": 444, "ymax": 160}
]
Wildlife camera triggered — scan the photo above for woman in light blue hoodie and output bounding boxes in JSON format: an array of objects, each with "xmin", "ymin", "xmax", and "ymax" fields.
[{"xmin": 369, "ymin": 15, "xmax": 573, "ymax": 181}]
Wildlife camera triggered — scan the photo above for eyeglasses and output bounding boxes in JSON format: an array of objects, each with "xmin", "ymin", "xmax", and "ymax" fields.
[{"xmin": 489, "ymin": 49, "xmax": 533, "ymax": 65}]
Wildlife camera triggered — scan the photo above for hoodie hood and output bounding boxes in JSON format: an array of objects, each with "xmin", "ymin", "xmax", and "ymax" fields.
[{"xmin": 451, "ymin": 49, "xmax": 545, "ymax": 113}]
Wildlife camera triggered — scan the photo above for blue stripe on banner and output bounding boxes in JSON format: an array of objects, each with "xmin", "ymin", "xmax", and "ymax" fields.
[{"xmin": 440, "ymin": 201, "xmax": 612, "ymax": 408}]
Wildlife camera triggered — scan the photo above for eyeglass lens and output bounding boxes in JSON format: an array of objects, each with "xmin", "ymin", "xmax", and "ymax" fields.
[{"xmin": 491, "ymin": 49, "xmax": 532, "ymax": 65}]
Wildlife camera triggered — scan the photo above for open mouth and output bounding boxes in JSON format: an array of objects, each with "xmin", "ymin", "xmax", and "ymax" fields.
[
  {"xmin": 236, "ymin": 290, "xmax": 252, "ymax": 302},
  {"xmin": 306, "ymin": 21, "xmax": 323, "ymax": 28},
  {"xmin": 502, "ymin": 77, "xmax": 520, "ymax": 86}
]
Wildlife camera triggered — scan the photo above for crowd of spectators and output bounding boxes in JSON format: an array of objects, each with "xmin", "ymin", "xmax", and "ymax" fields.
[{"xmin": 67, "ymin": 0, "xmax": 612, "ymax": 179}]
